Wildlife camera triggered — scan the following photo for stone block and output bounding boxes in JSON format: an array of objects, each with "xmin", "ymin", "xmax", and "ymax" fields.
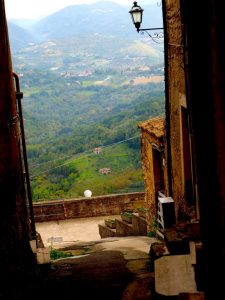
[
  {"xmin": 98, "ymin": 224, "xmax": 116, "ymax": 238},
  {"xmin": 104, "ymin": 218, "xmax": 116, "ymax": 229},
  {"xmin": 36, "ymin": 247, "xmax": 51, "ymax": 265},
  {"xmin": 132, "ymin": 213, "xmax": 147, "ymax": 236},
  {"xmin": 149, "ymin": 241, "xmax": 169, "ymax": 261},
  {"xmin": 164, "ymin": 228, "xmax": 190, "ymax": 255},
  {"xmin": 155, "ymin": 254, "xmax": 197, "ymax": 296},
  {"xmin": 115, "ymin": 219, "xmax": 134, "ymax": 237}
]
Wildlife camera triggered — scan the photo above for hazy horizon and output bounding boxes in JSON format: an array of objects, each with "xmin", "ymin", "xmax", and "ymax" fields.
[{"xmin": 6, "ymin": 0, "xmax": 158, "ymax": 20}]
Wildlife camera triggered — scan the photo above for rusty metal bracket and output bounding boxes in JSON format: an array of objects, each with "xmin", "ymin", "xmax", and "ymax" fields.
[{"xmin": 15, "ymin": 91, "xmax": 23, "ymax": 100}]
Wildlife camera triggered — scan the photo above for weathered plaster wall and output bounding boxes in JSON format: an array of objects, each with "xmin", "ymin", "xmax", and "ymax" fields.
[
  {"xmin": 33, "ymin": 192, "xmax": 145, "ymax": 222},
  {"xmin": 139, "ymin": 117, "xmax": 167, "ymax": 231},
  {"xmin": 140, "ymin": 133, "xmax": 156, "ymax": 230}
]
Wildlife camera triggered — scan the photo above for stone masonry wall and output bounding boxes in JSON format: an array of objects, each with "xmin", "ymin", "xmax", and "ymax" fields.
[
  {"xmin": 165, "ymin": 0, "xmax": 187, "ymax": 218},
  {"xmin": 33, "ymin": 192, "xmax": 145, "ymax": 222}
]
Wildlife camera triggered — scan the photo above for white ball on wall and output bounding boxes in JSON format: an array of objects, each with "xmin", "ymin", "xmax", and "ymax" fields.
[{"xmin": 84, "ymin": 190, "xmax": 92, "ymax": 197}]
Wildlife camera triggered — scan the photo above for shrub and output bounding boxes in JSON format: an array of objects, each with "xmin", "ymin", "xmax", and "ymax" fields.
[{"xmin": 50, "ymin": 248, "xmax": 73, "ymax": 260}]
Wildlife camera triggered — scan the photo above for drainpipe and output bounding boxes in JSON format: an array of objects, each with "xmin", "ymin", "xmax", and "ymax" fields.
[
  {"xmin": 13, "ymin": 72, "xmax": 36, "ymax": 241},
  {"xmin": 161, "ymin": 0, "xmax": 173, "ymax": 196}
]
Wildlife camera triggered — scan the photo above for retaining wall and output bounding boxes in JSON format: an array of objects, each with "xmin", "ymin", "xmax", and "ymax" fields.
[{"xmin": 33, "ymin": 192, "xmax": 145, "ymax": 222}]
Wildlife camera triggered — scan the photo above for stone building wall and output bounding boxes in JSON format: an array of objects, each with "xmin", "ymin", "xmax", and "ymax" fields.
[
  {"xmin": 165, "ymin": 0, "xmax": 187, "ymax": 218},
  {"xmin": 138, "ymin": 116, "xmax": 166, "ymax": 231}
]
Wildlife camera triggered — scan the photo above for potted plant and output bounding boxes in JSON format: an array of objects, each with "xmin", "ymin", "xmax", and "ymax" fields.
[
  {"xmin": 138, "ymin": 207, "xmax": 146, "ymax": 218},
  {"xmin": 121, "ymin": 211, "xmax": 133, "ymax": 223},
  {"xmin": 105, "ymin": 218, "xmax": 116, "ymax": 229}
]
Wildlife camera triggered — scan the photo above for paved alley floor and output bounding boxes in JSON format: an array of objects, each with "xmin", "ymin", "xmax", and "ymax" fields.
[
  {"xmin": 36, "ymin": 215, "xmax": 121, "ymax": 248},
  {"xmin": 33, "ymin": 217, "xmax": 161, "ymax": 300}
]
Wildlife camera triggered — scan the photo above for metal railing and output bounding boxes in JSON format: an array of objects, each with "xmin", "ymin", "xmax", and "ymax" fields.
[{"xmin": 13, "ymin": 72, "xmax": 36, "ymax": 241}]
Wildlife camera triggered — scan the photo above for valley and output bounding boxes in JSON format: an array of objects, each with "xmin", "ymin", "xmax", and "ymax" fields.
[{"xmin": 8, "ymin": 1, "xmax": 165, "ymax": 201}]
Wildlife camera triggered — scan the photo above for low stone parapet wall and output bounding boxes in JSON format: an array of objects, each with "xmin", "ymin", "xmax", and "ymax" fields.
[{"xmin": 33, "ymin": 192, "xmax": 145, "ymax": 222}]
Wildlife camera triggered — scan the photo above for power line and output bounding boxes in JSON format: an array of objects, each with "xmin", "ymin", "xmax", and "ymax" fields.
[
  {"xmin": 30, "ymin": 134, "xmax": 139, "ymax": 168},
  {"xmin": 30, "ymin": 149, "xmax": 90, "ymax": 168},
  {"xmin": 30, "ymin": 135, "xmax": 140, "ymax": 178}
]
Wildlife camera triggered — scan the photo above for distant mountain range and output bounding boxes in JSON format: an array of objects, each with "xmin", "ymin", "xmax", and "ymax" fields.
[
  {"xmin": 8, "ymin": 22, "xmax": 36, "ymax": 49},
  {"xmin": 8, "ymin": 1, "xmax": 163, "ymax": 49}
]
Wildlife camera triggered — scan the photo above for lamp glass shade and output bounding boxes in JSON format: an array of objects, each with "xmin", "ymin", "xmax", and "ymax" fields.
[{"xmin": 129, "ymin": 1, "xmax": 143, "ymax": 30}]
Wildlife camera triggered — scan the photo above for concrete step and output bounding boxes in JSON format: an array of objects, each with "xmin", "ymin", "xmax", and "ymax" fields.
[
  {"xmin": 155, "ymin": 254, "xmax": 198, "ymax": 296},
  {"xmin": 115, "ymin": 219, "xmax": 135, "ymax": 237},
  {"xmin": 98, "ymin": 213, "xmax": 147, "ymax": 238},
  {"xmin": 132, "ymin": 213, "xmax": 147, "ymax": 236},
  {"xmin": 98, "ymin": 224, "xmax": 116, "ymax": 238}
]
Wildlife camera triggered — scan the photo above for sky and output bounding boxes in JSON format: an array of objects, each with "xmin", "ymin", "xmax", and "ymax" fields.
[{"xmin": 5, "ymin": 0, "xmax": 157, "ymax": 20}]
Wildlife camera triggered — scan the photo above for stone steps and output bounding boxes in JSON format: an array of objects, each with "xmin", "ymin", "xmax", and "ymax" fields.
[
  {"xmin": 98, "ymin": 212, "xmax": 147, "ymax": 239},
  {"xmin": 98, "ymin": 224, "xmax": 116, "ymax": 238},
  {"xmin": 115, "ymin": 219, "xmax": 135, "ymax": 237}
]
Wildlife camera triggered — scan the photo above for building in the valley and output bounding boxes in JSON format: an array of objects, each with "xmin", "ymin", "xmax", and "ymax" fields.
[
  {"xmin": 93, "ymin": 147, "xmax": 102, "ymax": 154},
  {"xmin": 99, "ymin": 168, "xmax": 111, "ymax": 175}
]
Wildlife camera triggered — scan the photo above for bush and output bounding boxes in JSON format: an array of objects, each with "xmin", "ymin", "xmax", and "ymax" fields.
[{"xmin": 50, "ymin": 248, "xmax": 73, "ymax": 260}]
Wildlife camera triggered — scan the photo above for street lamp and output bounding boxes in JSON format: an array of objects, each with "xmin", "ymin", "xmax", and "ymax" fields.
[{"xmin": 129, "ymin": 1, "xmax": 164, "ymax": 42}]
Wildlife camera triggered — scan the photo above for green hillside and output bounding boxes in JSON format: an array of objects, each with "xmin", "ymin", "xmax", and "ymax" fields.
[
  {"xmin": 30, "ymin": 143, "xmax": 144, "ymax": 201},
  {"xmin": 25, "ymin": 70, "xmax": 165, "ymax": 201}
]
